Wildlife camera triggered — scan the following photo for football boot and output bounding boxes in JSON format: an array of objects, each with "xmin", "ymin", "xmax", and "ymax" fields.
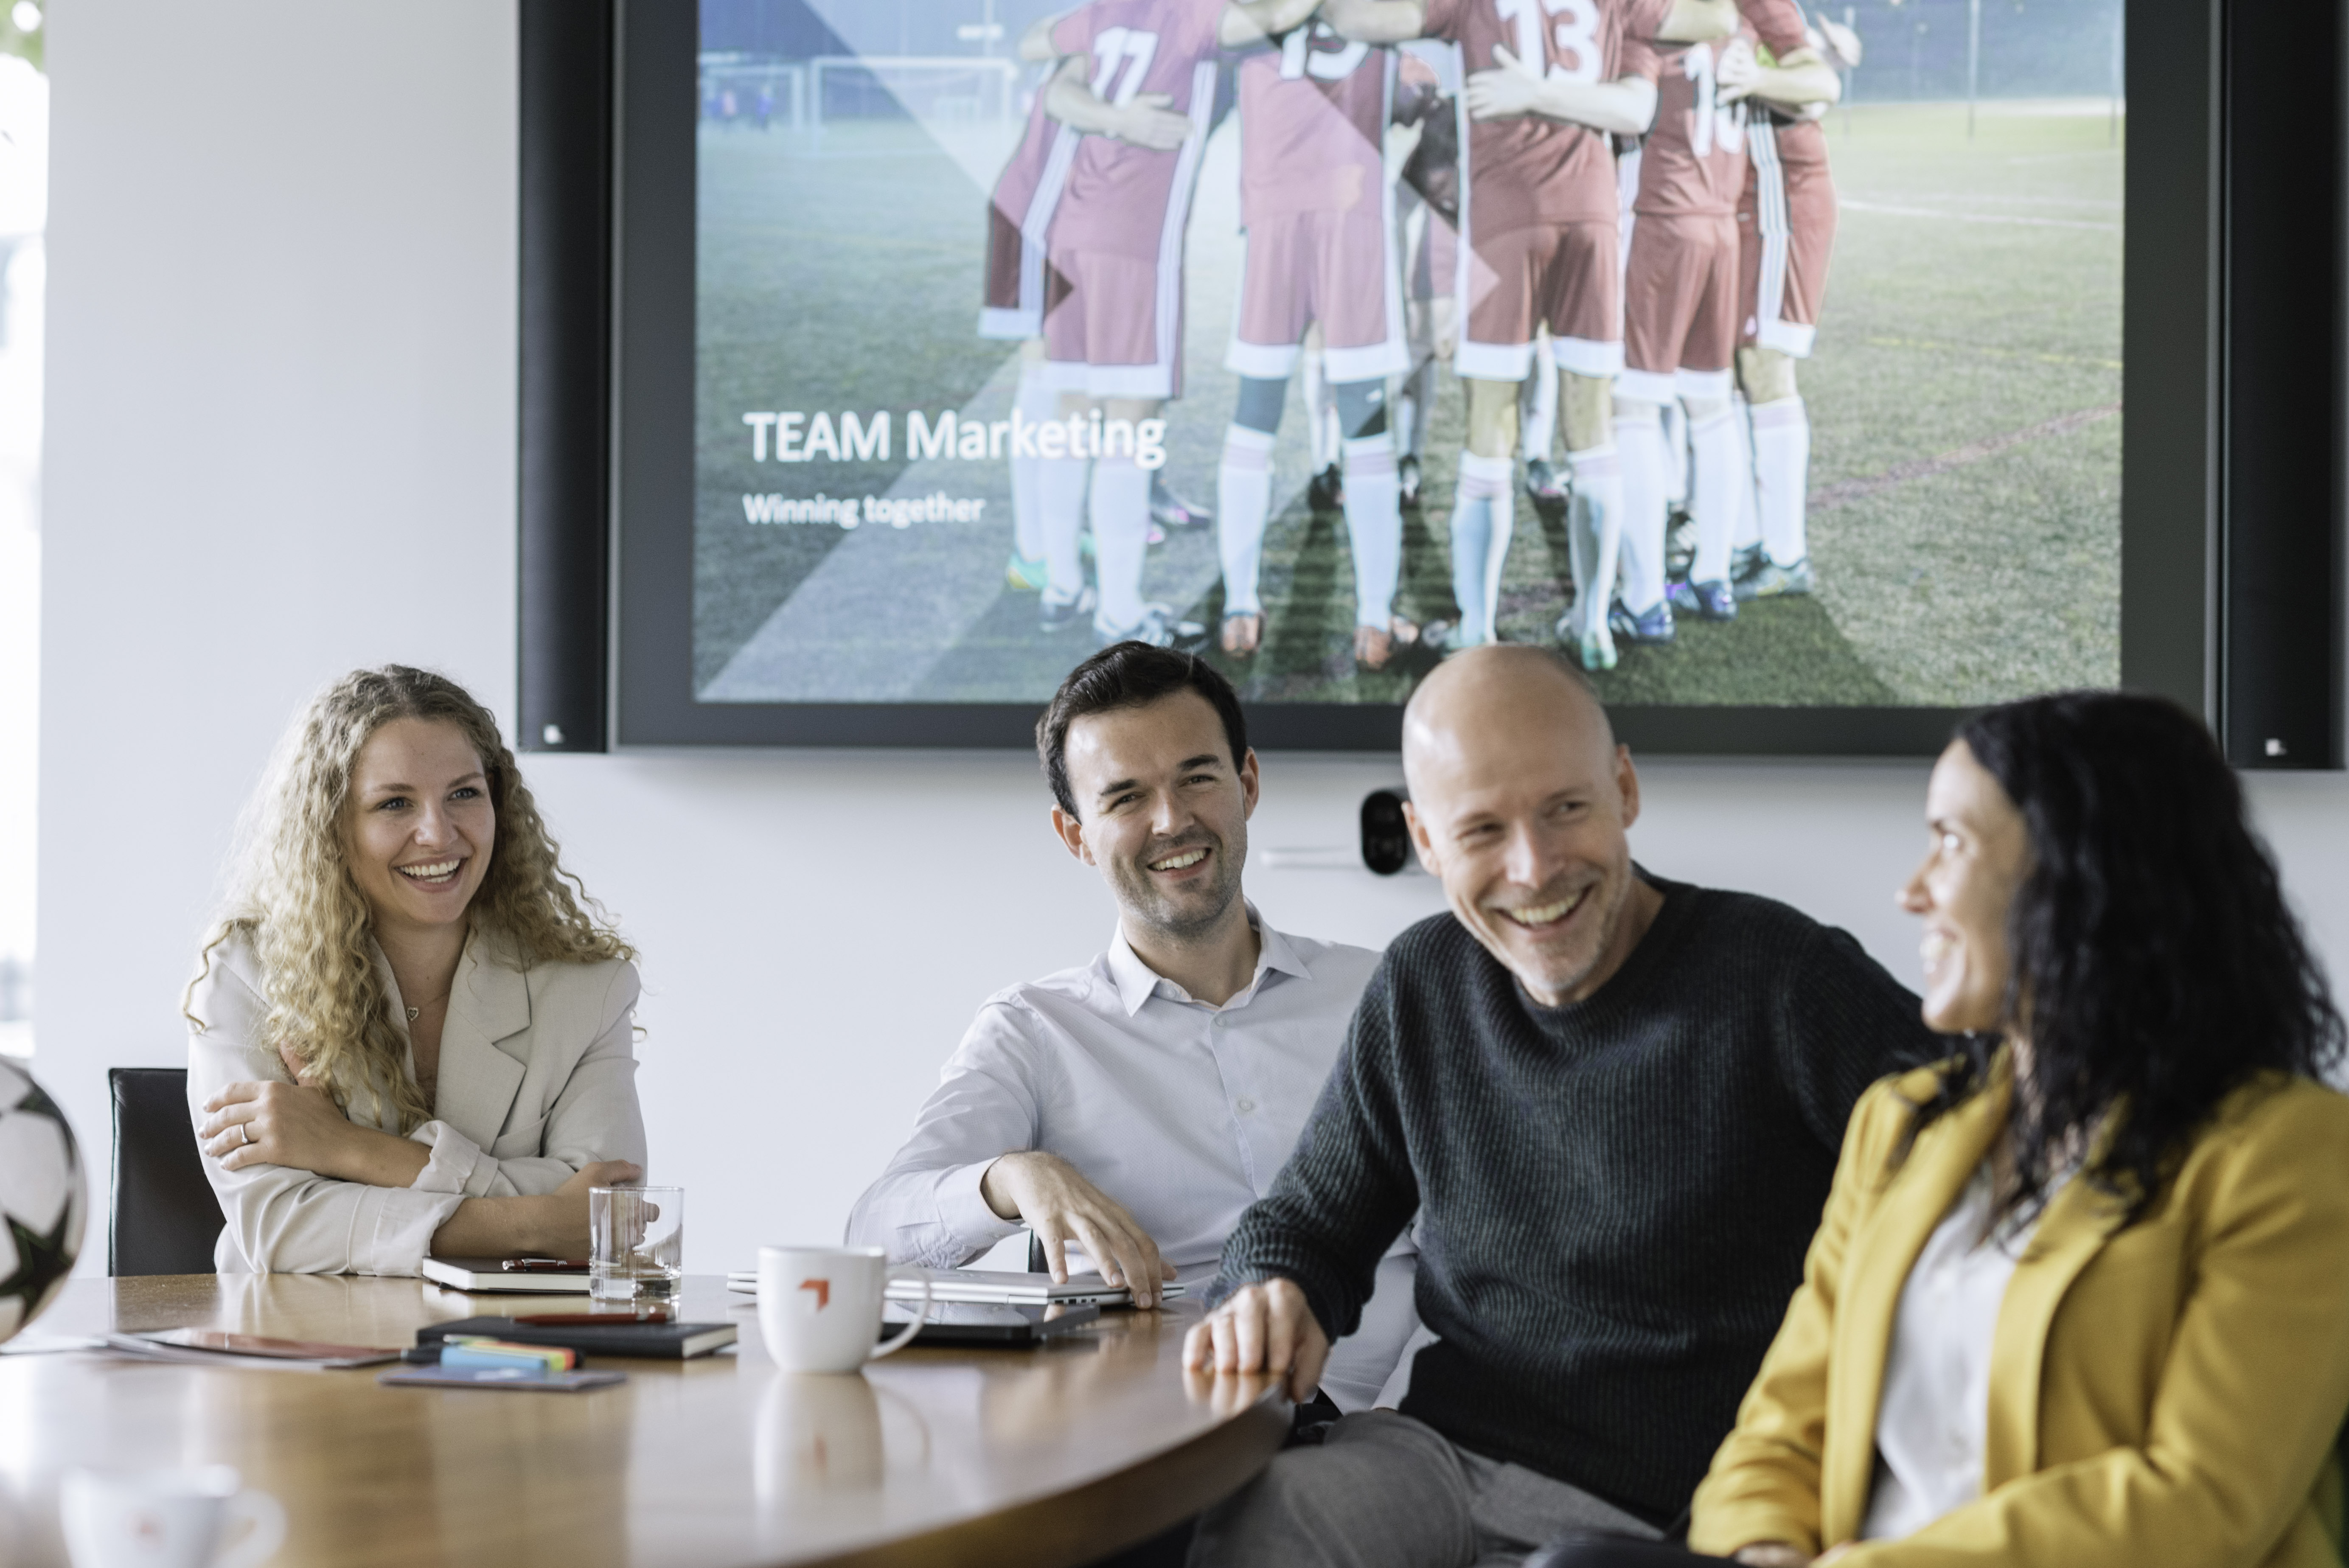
[
  {"xmin": 1353, "ymin": 616, "xmax": 1421, "ymax": 671},
  {"xmin": 1149, "ymin": 474, "xmax": 1212, "ymax": 529},
  {"xmin": 1525, "ymin": 457, "xmax": 1569, "ymax": 525},
  {"xmin": 1607, "ymin": 597, "xmax": 1676, "ymax": 645},
  {"xmin": 1667, "ymin": 577, "xmax": 1737, "ymax": 621},
  {"xmin": 1734, "ymin": 555, "xmax": 1816, "ymax": 600},
  {"xmin": 1306, "ymin": 462, "xmax": 1344, "ymax": 515},
  {"xmin": 1554, "ymin": 611, "xmax": 1618, "ymax": 673},
  {"xmin": 1038, "ymin": 584, "xmax": 1097, "ymax": 633},
  {"xmin": 1099, "ymin": 603, "xmax": 1209, "ymax": 651}
]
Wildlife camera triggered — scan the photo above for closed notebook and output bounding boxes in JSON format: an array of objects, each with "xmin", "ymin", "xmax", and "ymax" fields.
[
  {"xmin": 104, "ymin": 1330, "xmax": 401, "ymax": 1371},
  {"xmin": 415, "ymin": 1315, "xmax": 737, "ymax": 1361},
  {"xmin": 421, "ymin": 1257, "xmax": 593, "ymax": 1294}
]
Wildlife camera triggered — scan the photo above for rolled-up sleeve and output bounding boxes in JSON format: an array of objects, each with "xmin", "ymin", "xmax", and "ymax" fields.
[
  {"xmin": 844, "ymin": 1000, "xmax": 1050, "ymax": 1268},
  {"xmin": 186, "ymin": 958, "xmax": 466, "ymax": 1276}
]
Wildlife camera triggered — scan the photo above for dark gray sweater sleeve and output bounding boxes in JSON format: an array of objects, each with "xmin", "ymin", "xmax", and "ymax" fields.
[
  {"xmin": 1772, "ymin": 921, "xmax": 1940, "ymax": 1150},
  {"xmin": 1210, "ymin": 959, "xmax": 1421, "ymax": 1342}
]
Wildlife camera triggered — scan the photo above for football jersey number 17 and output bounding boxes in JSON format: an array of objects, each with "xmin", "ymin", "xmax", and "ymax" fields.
[
  {"xmin": 1494, "ymin": 0, "xmax": 1603, "ymax": 85},
  {"xmin": 1091, "ymin": 27, "xmax": 1162, "ymax": 105}
]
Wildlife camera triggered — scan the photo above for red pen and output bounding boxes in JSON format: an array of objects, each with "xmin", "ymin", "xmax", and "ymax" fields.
[{"xmin": 502, "ymin": 1258, "xmax": 591, "ymax": 1271}]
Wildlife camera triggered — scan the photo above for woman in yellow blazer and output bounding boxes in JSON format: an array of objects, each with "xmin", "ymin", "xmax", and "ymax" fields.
[{"xmin": 1534, "ymin": 691, "xmax": 2349, "ymax": 1568}]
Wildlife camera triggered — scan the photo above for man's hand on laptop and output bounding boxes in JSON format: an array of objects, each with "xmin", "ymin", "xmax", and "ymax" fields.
[
  {"xmin": 1182, "ymin": 1278, "xmax": 1330, "ymax": 1404},
  {"xmin": 981, "ymin": 1150, "xmax": 1179, "ymax": 1308}
]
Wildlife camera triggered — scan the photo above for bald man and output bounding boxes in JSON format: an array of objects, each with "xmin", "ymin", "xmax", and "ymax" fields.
[{"xmin": 1184, "ymin": 647, "xmax": 1934, "ymax": 1567}]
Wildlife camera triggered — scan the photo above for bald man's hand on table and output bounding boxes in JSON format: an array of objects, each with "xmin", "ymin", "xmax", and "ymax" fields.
[{"xmin": 1182, "ymin": 1278, "xmax": 1330, "ymax": 1404}]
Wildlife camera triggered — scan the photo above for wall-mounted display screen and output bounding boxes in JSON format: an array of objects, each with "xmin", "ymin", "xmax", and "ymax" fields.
[{"xmin": 640, "ymin": 0, "xmax": 2125, "ymax": 746}]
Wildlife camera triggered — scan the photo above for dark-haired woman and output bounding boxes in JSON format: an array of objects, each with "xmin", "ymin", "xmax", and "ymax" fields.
[{"xmin": 1540, "ymin": 690, "xmax": 2349, "ymax": 1568}]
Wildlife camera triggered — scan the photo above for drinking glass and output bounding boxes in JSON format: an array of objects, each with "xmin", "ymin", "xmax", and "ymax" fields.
[{"xmin": 589, "ymin": 1184, "xmax": 683, "ymax": 1306}]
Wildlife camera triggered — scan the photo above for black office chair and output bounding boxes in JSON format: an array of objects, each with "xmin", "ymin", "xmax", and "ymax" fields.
[{"xmin": 108, "ymin": 1067, "xmax": 224, "ymax": 1275}]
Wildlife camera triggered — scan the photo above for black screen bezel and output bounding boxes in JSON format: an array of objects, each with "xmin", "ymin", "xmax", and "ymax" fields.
[{"xmin": 606, "ymin": 0, "xmax": 2211, "ymax": 755}]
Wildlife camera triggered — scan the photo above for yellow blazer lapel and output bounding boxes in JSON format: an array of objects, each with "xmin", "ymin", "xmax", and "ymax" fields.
[
  {"xmin": 1822, "ymin": 1074, "xmax": 2012, "ymax": 1544},
  {"xmin": 1982, "ymin": 1126, "xmax": 2124, "ymax": 1480},
  {"xmin": 431, "ymin": 929, "xmax": 532, "ymax": 1151}
]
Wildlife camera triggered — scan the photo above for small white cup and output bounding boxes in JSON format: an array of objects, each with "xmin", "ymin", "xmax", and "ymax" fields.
[
  {"xmin": 60, "ymin": 1467, "xmax": 286, "ymax": 1568},
  {"xmin": 757, "ymin": 1245, "xmax": 932, "ymax": 1374}
]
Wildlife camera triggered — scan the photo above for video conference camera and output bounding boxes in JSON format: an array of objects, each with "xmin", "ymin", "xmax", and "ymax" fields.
[{"xmin": 1360, "ymin": 789, "xmax": 1416, "ymax": 877}]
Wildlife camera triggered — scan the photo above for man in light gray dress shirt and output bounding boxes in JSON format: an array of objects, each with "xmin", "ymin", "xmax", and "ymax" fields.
[{"xmin": 847, "ymin": 642, "xmax": 1420, "ymax": 1411}]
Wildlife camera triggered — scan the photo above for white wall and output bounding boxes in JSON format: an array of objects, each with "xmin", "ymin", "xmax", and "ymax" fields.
[{"xmin": 36, "ymin": 0, "xmax": 2349, "ymax": 1277}]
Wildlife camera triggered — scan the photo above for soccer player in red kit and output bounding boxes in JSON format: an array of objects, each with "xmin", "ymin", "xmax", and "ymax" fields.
[
  {"xmin": 1216, "ymin": 20, "xmax": 1420, "ymax": 668},
  {"xmin": 1392, "ymin": 43, "xmax": 1461, "ymax": 512},
  {"xmin": 1022, "ymin": 0, "xmax": 1318, "ymax": 647},
  {"xmin": 1721, "ymin": 6, "xmax": 1846, "ymax": 600},
  {"xmin": 1322, "ymin": 0, "xmax": 1737, "ymax": 671},
  {"xmin": 980, "ymin": 72, "xmax": 1085, "ymax": 600},
  {"xmin": 1609, "ymin": 3, "xmax": 1807, "ymax": 640}
]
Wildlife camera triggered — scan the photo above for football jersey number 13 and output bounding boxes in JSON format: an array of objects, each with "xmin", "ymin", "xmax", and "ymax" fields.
[{"xmin": 1493, "ymin": 0, "xmax": 1603, "ymax": 85}]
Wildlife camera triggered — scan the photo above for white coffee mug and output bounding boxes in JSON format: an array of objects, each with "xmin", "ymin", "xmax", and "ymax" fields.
[
  {"xmin": 60, "ymin": 1466, "xmax": 286, "ymax": 1568},
  {"xmin": 757, "ymin": 1245, "xmax": 932, "ymax": 1374}
]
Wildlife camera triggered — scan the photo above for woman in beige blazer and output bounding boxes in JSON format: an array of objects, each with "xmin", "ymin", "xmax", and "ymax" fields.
[
  {"xmin": 1532, "ymin": 692, "xmax": 2349, "ymax": 1568},
  {"xmin": 185, "ymin": 666, "xmax": 648, "ymax": 1275}
]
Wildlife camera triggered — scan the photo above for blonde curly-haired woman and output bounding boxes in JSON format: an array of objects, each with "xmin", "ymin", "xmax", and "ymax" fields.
[{"xmin": 185, "ymin": 665, "xmax": 648, "ymax": 1275}]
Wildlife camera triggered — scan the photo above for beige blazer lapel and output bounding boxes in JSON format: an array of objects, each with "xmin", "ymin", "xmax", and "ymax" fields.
[
  {"xmin": 431, "ymin": 929, "xmax": 531, "ymax": 1152},
  {"xmin": 1822, "ymin": 1074, "xmax": 2011, "ymax": 1544}
]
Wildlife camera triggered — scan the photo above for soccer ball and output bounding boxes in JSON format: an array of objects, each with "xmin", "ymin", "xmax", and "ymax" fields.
[{"xmin": 0, "ymin": 1057, "xmax": 86, "ymax": 1343}]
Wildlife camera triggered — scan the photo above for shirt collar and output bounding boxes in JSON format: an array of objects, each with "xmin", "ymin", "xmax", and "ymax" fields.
[{"xmin": 1103, "ymin": 901, "xmax": 1311, "ymax": 1016}]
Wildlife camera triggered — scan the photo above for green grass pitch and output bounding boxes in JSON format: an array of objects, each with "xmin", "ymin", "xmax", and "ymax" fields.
[{"xmin": 691, "ymin": 98, "xmax": 2122, "ymax": 710}]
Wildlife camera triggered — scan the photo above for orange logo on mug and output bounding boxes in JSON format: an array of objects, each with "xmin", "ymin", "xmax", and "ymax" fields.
[{"xmin": 797, "ymin": 1278, "xmax": 830, "ymax": 1311}]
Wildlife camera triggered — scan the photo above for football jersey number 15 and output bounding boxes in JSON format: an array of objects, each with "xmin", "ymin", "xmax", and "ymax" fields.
[{"xmin": 1493, "ymin": 0, "xmax": 1603, "ymax": 85}]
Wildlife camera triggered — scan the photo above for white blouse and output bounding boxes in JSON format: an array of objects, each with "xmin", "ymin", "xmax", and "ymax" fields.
[{"xmin": 1860, "ymin": 1161, "xmax": 2055, "ymax": 1540}]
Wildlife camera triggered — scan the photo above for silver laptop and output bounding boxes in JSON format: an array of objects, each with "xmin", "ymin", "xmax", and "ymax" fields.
[{"xmin": 724, "ymin": 1266, "xmax": 1186, "ymax": 1308}]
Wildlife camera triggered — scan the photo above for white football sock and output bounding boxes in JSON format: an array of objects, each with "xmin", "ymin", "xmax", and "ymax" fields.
[
  {"xmin": 1564, "ymin": 445, "xmax": 1623, "ymax": 645},
  {"xmin": 1089, "ymin": 455, "xmax": 1153, "ymax": 635},
  {"xmin": 1614, "ymin": 401, "xmax": 1668, "ymax": 616},
  {"xmin": 1752, "ymin": 396, "xmax": 1811, "ymax": 566},
  {"xmin": 1661, "ymin": 398, "xmax": 1689, "ymax": 510},
  {"xmin": 1011, "ymin": 364, "xmax": 1056, "ymax": 563},
  {"xmin": 1449, "ymin": 452, "xmax": 1512, "ymax": 644},
  {"xmin": 1686, "ymin": 405, "xmax": 1742, "ymax": 585},
  {"xmin": 1343, "ymin": 435, "xmax": 1403, "ymax": 626},
  {"xmin": 1399, "ymin": 360, "xmax": 1435, "ymax": 457},
  {"xmin": 1040, "ymin": 454, "xmax": 1089, "ymax": 603},
  {"xmin": 1304, "ymin": 350, "xmax": 1337, "ymax": 471},
  {"xmin": 1729, "ymin": 394, "xmax": 1762, "ymax": 552},
  {"xmin": 1216, "ymin": 425, "xmax": 1276, "ymax": 619},
  {"xmin": 1521, "ymin": 352, "xmax": 1558, "ymax": 464}
]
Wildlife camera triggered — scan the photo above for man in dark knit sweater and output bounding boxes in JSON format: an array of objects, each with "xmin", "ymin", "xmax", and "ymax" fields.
[{"xmin": 1184, "ymin": 647, "xmax": 1936, "ymax": 1567}]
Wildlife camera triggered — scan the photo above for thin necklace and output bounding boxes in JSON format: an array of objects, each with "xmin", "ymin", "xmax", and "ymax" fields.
[{"xmin": 403, "ymin": 990, "xmax": 451, "ymax": 1024}]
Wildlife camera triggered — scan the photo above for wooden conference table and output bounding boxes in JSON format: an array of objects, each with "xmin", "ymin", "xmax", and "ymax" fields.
[{"xmin": 1, "ymin": 1274, "xmax": 1290, "ymax": 1568}]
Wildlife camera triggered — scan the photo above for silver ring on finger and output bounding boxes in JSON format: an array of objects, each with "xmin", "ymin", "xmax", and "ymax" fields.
[{"xmin": 239, "ymin": 1122, "xmax": 251, "ymax": 1147}]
